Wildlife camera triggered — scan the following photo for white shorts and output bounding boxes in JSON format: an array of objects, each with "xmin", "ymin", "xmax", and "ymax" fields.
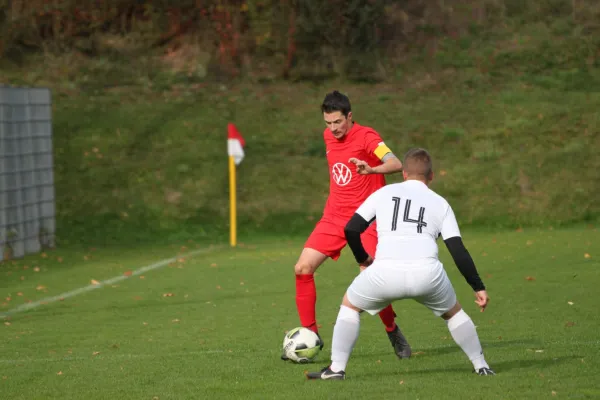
[{"xmin": 346, "ymin": 260, "xmax": 457, "ymax": 317}]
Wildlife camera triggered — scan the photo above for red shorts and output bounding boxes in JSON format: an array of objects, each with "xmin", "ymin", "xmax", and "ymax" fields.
[{"xmin": 304, "ymin": 218, "xmax": 378, "ymax": 261}]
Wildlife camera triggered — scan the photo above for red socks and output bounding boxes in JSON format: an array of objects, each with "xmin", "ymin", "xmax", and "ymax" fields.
[
  {"xmin": 295, "ymin": 274, "xmax": 318, "ymax": 333},
  {"xmin": 379, "ymin": 304, "xmax": 397, "ymax": 332}
]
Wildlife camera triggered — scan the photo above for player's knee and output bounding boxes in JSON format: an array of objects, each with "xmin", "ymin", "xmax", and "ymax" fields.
[
  {"xmin": 295, "ymin": 261, "xmax": 317, "ymax": 275},
  {"xmin": 441, "ymin": 301, "xmax": 462, "ymax": 320}
]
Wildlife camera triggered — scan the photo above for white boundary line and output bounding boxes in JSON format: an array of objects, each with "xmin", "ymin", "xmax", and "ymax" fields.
[{"xmin": 0, "ymin": 246, "xmax": 221, "ymax": 319}]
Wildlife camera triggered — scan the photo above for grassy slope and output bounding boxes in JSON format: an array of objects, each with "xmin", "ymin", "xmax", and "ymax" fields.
[{"xmin": 1, "ymin": 18, "xmax": 599, "ymax": 245}]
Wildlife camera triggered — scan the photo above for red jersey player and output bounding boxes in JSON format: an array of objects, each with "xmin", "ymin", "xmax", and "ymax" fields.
[{"xmin": 284, "ymin": 91, "xmax": 412, "ymax": 361}]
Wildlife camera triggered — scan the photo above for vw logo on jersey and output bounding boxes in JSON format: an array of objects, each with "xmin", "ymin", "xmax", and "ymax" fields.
[{"xmin": 332, "ymin": 163, "xmax": 352, "ymax": 186}]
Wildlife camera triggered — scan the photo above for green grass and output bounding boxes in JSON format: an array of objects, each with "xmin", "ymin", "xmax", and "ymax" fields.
[
  {"xmin": 1, "ymin": 227, "xmax": 599, "ymax": 399},
  {"xmin": 37, "ymin": 75, "xmax": 600, "ymax": 246}
]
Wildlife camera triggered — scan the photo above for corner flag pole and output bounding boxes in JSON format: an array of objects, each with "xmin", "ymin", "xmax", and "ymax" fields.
[
  {"xmin": 227, "ymin": 123, "xmax": 245, "ymax": 248},
  {"xmin": 228, "ymin": 154, "xmax": 237, "ymax": 247}
]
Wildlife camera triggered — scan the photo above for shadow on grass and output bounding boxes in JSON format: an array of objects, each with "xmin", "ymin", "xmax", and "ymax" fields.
[
  {"xmin": 358, "ymin": 354, "xmax": 583, "ymax": 378},
  {"xmin": 365, "ymin": 338, "xmax": 542, "ymax": 359}
]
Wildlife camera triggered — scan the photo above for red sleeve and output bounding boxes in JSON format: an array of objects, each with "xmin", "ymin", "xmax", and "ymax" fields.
[{"xmin": 364, "ymin": 129, "xmax": 393, "ymax": 161}]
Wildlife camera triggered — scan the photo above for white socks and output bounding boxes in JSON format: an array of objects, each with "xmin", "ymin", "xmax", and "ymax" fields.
[
  {"xmin": 330, "ymin": 305, "xmax": 361, "ymax": 373},
  {"xmin": 446, "ymin": 309, "xmax": 489, "ymax": 370}
]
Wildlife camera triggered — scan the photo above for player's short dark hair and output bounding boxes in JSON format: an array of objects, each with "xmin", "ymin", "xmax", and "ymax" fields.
[
  {"xmin": 403, "ymin": 148, "xmax": 433, "ymax": 178},
  {"xmin": 321, "ymin": 90, "xmax": 351, "ymax": 117}
]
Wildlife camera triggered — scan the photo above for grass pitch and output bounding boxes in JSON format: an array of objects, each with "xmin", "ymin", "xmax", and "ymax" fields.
[{"xmin": 1, "ymin": 226, "xmax": 599, "ymax": 399}]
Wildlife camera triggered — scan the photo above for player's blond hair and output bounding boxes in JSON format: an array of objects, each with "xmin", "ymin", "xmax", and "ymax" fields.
[{"xmin": 403, "ymin": 148, "xmax": 433, "ymax": 179}]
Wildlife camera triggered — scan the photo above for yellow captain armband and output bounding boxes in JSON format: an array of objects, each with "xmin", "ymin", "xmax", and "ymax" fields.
[{"xmin": 373, "ymin": 142, "xmax": 393, "ymax": 160}]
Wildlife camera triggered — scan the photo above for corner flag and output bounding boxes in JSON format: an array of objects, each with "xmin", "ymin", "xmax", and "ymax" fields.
[
  {"xmin": 227, "ymin": 123, "xmax": 245, "ymax": 165},
  {"xmin": 227, "ymin": 123, "xmax": 245, "ymax": 247}
]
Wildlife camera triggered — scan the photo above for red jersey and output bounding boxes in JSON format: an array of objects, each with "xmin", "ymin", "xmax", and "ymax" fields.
[{"xmin": 322, "ymin": 122, "xmax": 392, "ymax": 225}]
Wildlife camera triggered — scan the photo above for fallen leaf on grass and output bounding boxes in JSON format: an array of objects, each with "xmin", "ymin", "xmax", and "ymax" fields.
[
  {"xmin": 123, "ymin": 271, "xmax": 132, "ymax": 277},
  {"xmin": 399, "ymin": 380, "xmax": 404, "ymax": 385},
  {"xmin": 5, "ymin": 297, "xmax": 10, "ymax": 302},
  {"xmin": 57, "ymin": 371, "xmax": 63, "ymax": 376},
  {"xmin": 41, "ymin": 253, "xmax": 48, "ymax": 258},
  {"xmin": 4, "ymin": 322, "xmax": 11, "ymax": 326},
  {"xmin": 565, "ymin": 321, "xmax": 575, "ymax": 327},
  {"xmin": 90, "ymin": 280, "xmax": 100, "ymax": 285},
  {"xmin": 525, "ymin": 276, "xmax": 536, "ymax": 281},
  {"xmin": 16, "ymin": 292, "xmax": 23, "ymax": 296},
  {"xmin": 33, "ymin": 267, "xmax": 40, "ymax": 272},
  {"xmin": 162, "ymin": 293, "xmax": 174, "ymax": 297},
  {"xmin": 535, "ymin": 350, "xmax": 544, "ymax": 353},
  {"xmin": 57, "ymin": 257, "xmax": 63, "ymax": 263},
  {"xmin": 36, "ymin": 285, "xmax": 46, "ymax": 290},
  {"xmin": 216, "ymin": 285, "xmax": 221, "ymax": 290},
  {"xmin": 92, "ymin": 351, "xmax": 100, "ymax": 356},
  {"xmin": 584, "ymin": 253, "xmax": 591, "ymax": 259},
  {"xmin": 568, "ymin": 301, "xmax": 574, "ymax": 305},
  {"xmin": 172, "ymin": 319, "xmax": 180, "ymax": 323},
  {"xmin": 526, "ymin": 240, "xmax": 534, "ymax": 246},
  {"xmin": 552, "ymin": 391, "xmax": 557, "ymax": 396},
  {"xmin": 139, "ymin": 276, "xmax": 145, "ymax": 280},
  {"xmin": 210, "ymin": 263, "xmax": 218, "ymax": 268}
]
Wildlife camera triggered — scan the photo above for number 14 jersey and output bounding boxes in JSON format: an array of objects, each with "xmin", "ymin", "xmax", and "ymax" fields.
[{"xmin": 355, "ymin": 180, "xmax": 462, "ymax": 263}]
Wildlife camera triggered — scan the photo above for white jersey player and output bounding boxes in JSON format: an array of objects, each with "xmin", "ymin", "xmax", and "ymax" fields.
[{"xmin": 307, "ymin": 148, "xmax": 494, "ymax": 381}]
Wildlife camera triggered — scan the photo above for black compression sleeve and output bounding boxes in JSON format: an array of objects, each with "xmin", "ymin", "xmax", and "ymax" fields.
[
  {"xmin": 344, "ymin": 213, "xmax": 373, "ymax": 264},
  {"xmin": 444, "ymin": 236, "xmax": 486, "ymax": 292}
]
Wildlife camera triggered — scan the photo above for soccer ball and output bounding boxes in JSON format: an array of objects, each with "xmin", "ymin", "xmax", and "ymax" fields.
[{"xmin": 282, "ymin": 327, "xmax": 322, "ymax": 363}]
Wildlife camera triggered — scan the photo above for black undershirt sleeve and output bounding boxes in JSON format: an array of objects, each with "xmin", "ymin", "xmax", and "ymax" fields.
[
  {"xmin": 444, "ymin": 236, "xmax": 486, "ymax": 292},
  {"xmin": 344, "ymin": 213, "xmax": 374, "ymax": 264}
]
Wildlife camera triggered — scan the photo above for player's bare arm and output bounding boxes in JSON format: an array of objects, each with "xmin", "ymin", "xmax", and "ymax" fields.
[
  {"xmin": 444, "ymin": 236, "xmax": 489, "ymax": 312},
  {"xmin": 349, "ymin": 154, "xmax": 403, "ymax": 175}
]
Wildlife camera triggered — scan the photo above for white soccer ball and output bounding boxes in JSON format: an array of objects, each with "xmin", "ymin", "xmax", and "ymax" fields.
[{"xmin": 282, "ymin": 327, "xmax": 322, "ymax": 363}]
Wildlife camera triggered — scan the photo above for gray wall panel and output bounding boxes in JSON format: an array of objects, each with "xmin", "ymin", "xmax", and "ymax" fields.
[{"xmin": 0, "ymin": 87, "xmax": 55, "ymax": 260}]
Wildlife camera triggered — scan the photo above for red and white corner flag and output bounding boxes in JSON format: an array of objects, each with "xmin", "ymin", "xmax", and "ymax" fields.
[{"xmin": 227, "ymin": 123, "xmax": 245, "ymax": 165}]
